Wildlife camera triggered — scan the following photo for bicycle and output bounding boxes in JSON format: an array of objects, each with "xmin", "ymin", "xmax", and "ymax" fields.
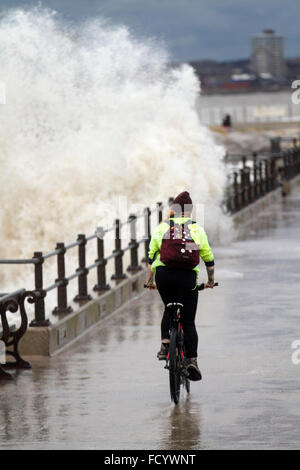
[{"xmin": 145, "ymin": 282, "xmax": 218, "ymax": 404}]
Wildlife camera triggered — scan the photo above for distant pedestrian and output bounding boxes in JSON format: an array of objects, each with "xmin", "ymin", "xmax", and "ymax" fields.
[{"xmin": 222, "ymin": 114, "xmax": 232, "ymax": 128}]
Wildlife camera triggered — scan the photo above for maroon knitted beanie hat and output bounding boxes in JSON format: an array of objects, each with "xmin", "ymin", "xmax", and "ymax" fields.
[{"xmin": 172, "ymin": 191, "xmax": 193, "ymax": 211}]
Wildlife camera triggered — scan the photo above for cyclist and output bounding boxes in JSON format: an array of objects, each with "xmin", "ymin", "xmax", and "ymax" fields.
[{"xmin": 146, "ymin": 191, "xmax": 215, "ymax": 381}]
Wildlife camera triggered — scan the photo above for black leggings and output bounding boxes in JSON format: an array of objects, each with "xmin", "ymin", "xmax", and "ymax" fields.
[{"xmin": 155, "ymin": 266, "xmax": 199, "ymax": 358}]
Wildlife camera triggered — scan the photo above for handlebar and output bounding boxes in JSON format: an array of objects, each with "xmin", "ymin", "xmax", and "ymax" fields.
[
  {"xmin": 144, "ymin": 282, "xmax": 218, "ymax": 290},
  {"xmin": 198, "ymin": 282, "xmax": 218, "ymax": 290}
]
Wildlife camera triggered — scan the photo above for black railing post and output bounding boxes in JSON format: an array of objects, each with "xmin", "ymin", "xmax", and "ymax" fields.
[
  {"xmin": 157, "ymin": 202, "xmax": 163, "ymax": 223},
  {"xmin": 241, "ymin": 156, "xmax": 248, "ymax": 206},
  {"xmin": 226, "ymin": 195, "xmax": 231, "ymax": 214},
  {"xmin": 142, "ymin": 207, "xmax": 151, "ymax": 263},
  {"xmin": 259, "ymin": 161, "xmax": 264, "ymax": 195},
  {"xmin": 74, "ymin": 234, "xmax": 92, "ymax": 303},
  {"xmin": 242, "ymin": 155, "xmax": 247, "ymax": 170},
  {"xmin": 239, "ymin": 168, "xmax": 246, "ymax": 207},
  {"xmin": 270, "ymin": 157, "xmax": 277, "ymax": 189},
  {"xmin": 296, "ymin": 145, "xmax": 300, "ymax": 174},
  {"xmin": 233, "ymin": 172, "xmax": 239, "ymax": 212},
  {"xmin": 253, "ymin": 153, "xmax": 258, "ymax": 199},
  {"xmin": 292, "ymin": 147, "xmax": 297, "ymax": 177},
  {"xmin": 246, "ymin": 167, "xmax": 252, "ymax": 204},
  {"xmin": 294, "ymin": 146, "xmax": 298, "ymax": 174},
  {"xmin": 225, "ymin": 176, "xmax": 232, "ymax": 213},
  {"xmin": 127, "ymin": 214, "xmax": 142, "ymax": 273},
  {"xmin": 111, "ymin": 219, "xmax": 127, "ymax": 281},
  {"xmin": 52, "ymin": 243, "xmax": 73, "ymax": 315},
  {"xmin": 282, "ymin": 150, "xmax": 288, "ymax": 180},
  {"xmin": 94, "ymin": 228, "xmax": 110, "ymax": 293},
  {"xmin": 285, "ymin": 150, "xmax": 290, "ymax": 180},
  {"xmin": 264, "ymin": 159, "xmax": 270, "ymax": 192},
  {"xmin": 290, "ymin": 149, "xmax": 294, "ymax": 178},
  {"xmin": 30, "ymin": 252, "xmax": 51, "ymax": 327}
]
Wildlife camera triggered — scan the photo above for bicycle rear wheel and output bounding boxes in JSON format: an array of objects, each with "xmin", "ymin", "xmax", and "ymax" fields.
[{"xmin": 169, "ymin": 328, "xmax": 181, "ymax": 404}]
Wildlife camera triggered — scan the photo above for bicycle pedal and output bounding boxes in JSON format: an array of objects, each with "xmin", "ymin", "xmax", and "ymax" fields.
[{"xmin": 164, "ymin": 364, "xmax": 169, "ymax": 370}]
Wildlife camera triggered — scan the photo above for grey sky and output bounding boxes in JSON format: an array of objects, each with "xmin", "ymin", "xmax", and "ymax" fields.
[{"xmin": 0, "ymin": 0, "xmax": 299, "ymax": 61}]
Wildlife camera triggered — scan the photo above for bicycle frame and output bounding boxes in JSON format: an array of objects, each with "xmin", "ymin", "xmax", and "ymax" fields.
[{"xmin": 166, "ymin": 302, "xmax": 184, "ymax": 358}]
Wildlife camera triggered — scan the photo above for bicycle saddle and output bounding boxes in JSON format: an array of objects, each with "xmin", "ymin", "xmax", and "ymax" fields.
[{"xmin": 166, "ymin": 302, "xmax": 184, "ymax": 308}]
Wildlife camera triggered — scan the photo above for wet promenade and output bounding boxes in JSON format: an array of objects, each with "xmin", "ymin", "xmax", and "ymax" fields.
[{"xmin": 1, "ymin": 185, "xmax": 300, "ymax": 450}]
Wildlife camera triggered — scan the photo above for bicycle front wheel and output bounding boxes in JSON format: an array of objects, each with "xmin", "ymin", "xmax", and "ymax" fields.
[{"xmin": 169, "ymin": 328, "xmax": 180, "ymax": 404}]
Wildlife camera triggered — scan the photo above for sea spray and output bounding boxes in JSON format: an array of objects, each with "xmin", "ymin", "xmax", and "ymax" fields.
[{"xmin": 0, "ymin": 7, "xmax": 231, "ymax": 314}]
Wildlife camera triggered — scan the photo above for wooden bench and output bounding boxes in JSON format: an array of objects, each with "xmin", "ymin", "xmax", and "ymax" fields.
[{"xmin": 0, "ymin": 289, "xmax": 33, "ymax": 380}]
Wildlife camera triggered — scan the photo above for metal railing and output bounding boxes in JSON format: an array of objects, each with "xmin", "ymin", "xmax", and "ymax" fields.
[
  {"xmin": 1, "ymin": 136, "xmax": 300, "ymax": 326},
  {"xmin": 225, "ymin": 137, "xmax": 300, "ymax": 213},
  {"xmin": 0, "ymin": 200, "xmax": 173, "ymax": 327}
]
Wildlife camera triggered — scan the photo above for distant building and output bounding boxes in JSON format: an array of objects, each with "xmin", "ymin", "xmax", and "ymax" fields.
[{"xmin": 251, "ymin": 30, "xmax": 286, "ymax": 79}]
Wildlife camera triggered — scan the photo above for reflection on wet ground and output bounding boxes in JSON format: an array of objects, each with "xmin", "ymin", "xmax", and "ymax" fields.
[{"xmin": 1, "ymin": 186, "xmax": 300, "ymax": 449}]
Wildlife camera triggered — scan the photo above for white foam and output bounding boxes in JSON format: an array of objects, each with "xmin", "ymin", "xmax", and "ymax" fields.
[{"xmin": 0, "ymin": 7, "xmax": 231, "ymax": 294}]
